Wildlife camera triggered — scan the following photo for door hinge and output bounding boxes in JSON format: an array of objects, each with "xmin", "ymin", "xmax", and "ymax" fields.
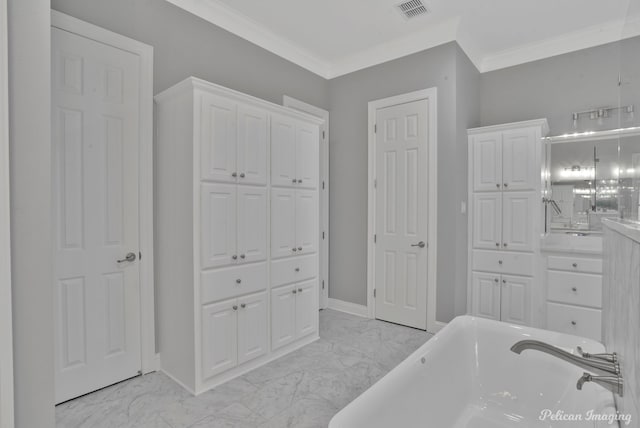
[
  {"xmin": 322, "ymin": 130, "xmax": 326, "ymax": 139},
  {"xmin": 373, "ymin": 289, "xmax": 376, "ymax": 298},
  {"xmin": 374, "ymin": 179, "xmax": 377, "ymax": 189},
  {"xmin": 374, "ymin": 234, "xmax": 377, "ymax": 243},
  {"xmin": 374, "ymin": 124, "xmax": 377, "ymax": 133},
  {"xmin": 322, "ymin": 280, "xmax": 325, "ymax": 290},
  {"xmin": 322, "ymin": 181, "xmax": 325, "ymax": 190},
  {"xmin": 139, "ymin": 251, "xmax": 142, "ymax": 261},
  {"xmin": 322, "ymin": 231, "xmax": 325, "ymax": 240}
]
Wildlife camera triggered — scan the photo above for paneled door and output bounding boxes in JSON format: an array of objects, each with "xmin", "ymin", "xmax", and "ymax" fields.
[
  {"xmin": 237, "ymin": 186, "xmax": 267, "ymax": 263},
  {"xmin": 502, "ymin": 192, "xmax": 535, "ymax": 251},
  {"xmin": 295, "ymin": 190, "xmax": 318, "ymax": 255},
  {"xmin": 271, "ymin": 114, "xmax": 296, "ymax": 187},
  {"xmin": 237, "ymin": 104, "xmax": 267, "ymax": 185},
  {"xmin": 374, "ymin": 99, "xmax": 429, "ymax": 330},
  {"xmin": 294, "ymin": 280, "xmax": 317, "ymax": 339},
  {"xmin": 52, "ymin": 27, "xmax": 141, "ymax": 403},
  {"xmin": 472, "ymin": 132, "xmax": 502, "ymax": 192},
  {"xmin": 237, "ymin": 292, "xmax": 268, "ymax": 365},
  {"xmin": 201, "ymin": 183, "xmax": 237, "ymax": 268},
  {"xmin": 270, "ymin": 188, "xmax": 296, "ymax": 259},
  {"xmin": 471, "ymin": 273, "xmax": 501, "ymax": 321},
  {"xmin": 202, "ymin": 299, "xmax": 238, "ymax": 379},
  {"xmin": 199, "ymin": 93, "xmax": 237, "ymax": 183},
  {"xmin": 472, "ymin": 193, "xmax": 502, "ymax": 250},
  {"xmin": 295, "ymin": 121, "xmax": 319, "ymax": 189},
  {"xmin": 502, "ymin": 129, "xmax": 537, "ymax": 191},
  {"xmin": 271, "ymin": 285, "xmax": 297, "ymax": 350},
  {"xmin": 501, "ymin": 275, "xmax": 532, "ymax": 326}
]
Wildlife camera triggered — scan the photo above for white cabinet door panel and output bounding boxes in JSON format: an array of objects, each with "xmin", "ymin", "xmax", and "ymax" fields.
[
  {"xmin": 199, "ymin": 93, "xmax": 237, "ymax": 183},
  {"xmin": 202, "ymin": 299, "xmax": 237, "ymax": 379},
  {"xmin": 201, "ymin": 184, "xmax": 237, "ymax": 269},
  {"xmin": 295, "ymin": 190, "xmax": 318, "ymax": 255},
  {"xmin": 295, "ymin": 280, "xmax": 317, "ymax": 339},
  {"xmin": 501, "ymin": 275, "xmax": 531, "ymax": 326},
  {"xmin": 471, "ymin": 272, "xmax": 501, "ymax": 321},
  {"xmin": 472, "ymin": 133, "xmax": 502, "ymax": 191},
  {"xmin": 237, "ymin": 186, "xmax": 267, "ymax": 263},
  {"xmin": 472, "ymin": 193, "xmax": 502, "ymax": 250},
  {"xmin": 502, "ymin": 192, "xmax": 535, "ymax": 252},
  {"xmin": 271, "ymin": 188, "xmax": 296, "ymax": 259},
  {"xmin": 271, "ymin": 285, "xmax": 296, "ymax": 350},
  {"xmin": 502, "ymin": 129, "xmax": 537, "ymax": 191},
  {"xmin": 295, "ymin": 121, "xmax": 319, "ymax": 189},
  {"xmin": 237, "ymin": 292, "xmax": 268, "ymax": 365},
  {"xmin": 271, "ymin": 114, "xmax": 296, "ymax": 187},
  {"xmin": 237, "ymin": 104, "xmax": 267, "ymax": 186}
]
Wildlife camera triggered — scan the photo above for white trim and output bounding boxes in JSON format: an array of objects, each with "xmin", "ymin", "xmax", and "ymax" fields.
[
  {"xmin": 51, "ymin": 11, "xmax": 157, "ymax": 375},
  {"xmin": 282, "ymin": 96, "xmax": 330, "ymax": 310},
  {"xmin": 479, "ymin": 18, "xmax": 640, "ymax": 73},
  {"xmin": 156, "ymin": 0, "xmax": 640, "ymax": 77},
  {"xmin": 164, "ymin": 0, "xmax": 331, "ymax": 78},
  {"xmin": 327, "ymin": 299, "xmax": 369, "ymax": 318},
  {"xmin": 367, "ymin": 88, "xmax": 438, "ymax": 333},
  {"xmin": 0, "ymin": 0, "xmax": 14, "ymax": 425}
]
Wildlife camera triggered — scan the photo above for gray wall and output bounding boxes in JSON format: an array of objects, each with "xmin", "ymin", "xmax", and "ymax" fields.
[
  {"xmin": 8, "ymin": 0, "xmax": 55, "ymax": 427},
  {"xmin": 51, "ymin": 0, "xmax": 329, "ymax": 109},
  {"xmin": 480, "ymin": 40, "xmax": 627, "ymax": 133},
  {"xmin": 328, "ymin": 42, "xmax": 480, "ymax": 323}
]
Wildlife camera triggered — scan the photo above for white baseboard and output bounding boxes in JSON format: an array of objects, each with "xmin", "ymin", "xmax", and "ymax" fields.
[{"xmin": 327, "ymin": 298, "xmax": 369, "ymax": 318}]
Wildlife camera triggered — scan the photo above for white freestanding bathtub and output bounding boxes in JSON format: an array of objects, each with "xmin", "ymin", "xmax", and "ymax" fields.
[{"xmin": 329, "ymin": 316, "xmax": 620, "ymax": 428}]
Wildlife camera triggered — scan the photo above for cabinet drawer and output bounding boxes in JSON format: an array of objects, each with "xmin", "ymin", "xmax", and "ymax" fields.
[
  {"xmin": 472, "ymin": 250, "xmax": 534, "ymax": 276},
  {"xmin": 546, "ymin": 302, "xmax": 601, "ymax": 341},
  {"xmin": 547, "ymin": 255, "xmax": 602, "ymax": 274},
  {"xmin": 547, "ymin": 271, "xmax": 602, "ymax": 308},
  {"xmin": 271, "ymin": 255, "xmax": 317, "ymax": 287},
  {"xmin": 201, "ymin": 262, "xmax": 267, "ymax": 304}
]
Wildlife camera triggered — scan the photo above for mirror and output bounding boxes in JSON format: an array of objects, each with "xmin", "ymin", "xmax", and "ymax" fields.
[{"xmin": 546, "ymin": 129, "xmax": 640, "ymax": 233}]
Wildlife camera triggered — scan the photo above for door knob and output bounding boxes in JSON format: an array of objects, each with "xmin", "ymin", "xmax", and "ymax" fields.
[
  {"xmin": 117, "ymin": 252, "xmax": 136, "ymax": 263},
  {"xmin": 411, "ymin": 241, "xmax": 426, "ymax": 248}
]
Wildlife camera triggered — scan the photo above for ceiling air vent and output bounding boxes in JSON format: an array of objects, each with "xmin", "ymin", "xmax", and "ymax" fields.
[{"xmin": 396, "ymin": 0, "xmax": 429, "ymax": 20}]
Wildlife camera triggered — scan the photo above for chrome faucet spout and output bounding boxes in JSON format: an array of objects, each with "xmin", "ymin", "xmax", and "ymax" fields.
[{"xmin": 510, "ymin": 340, "xmax": 620, "ymax": 376}]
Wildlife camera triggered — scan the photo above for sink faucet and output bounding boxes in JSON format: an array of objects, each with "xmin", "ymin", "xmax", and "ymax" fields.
[{"xmin": 511, "ymin": 340, "xmax": 623, "ymax": 396}]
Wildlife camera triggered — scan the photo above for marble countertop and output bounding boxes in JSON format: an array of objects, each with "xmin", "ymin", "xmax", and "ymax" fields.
[{"xmin": 540, "ymin": 233, "xmax": 603, "ymax": 255}]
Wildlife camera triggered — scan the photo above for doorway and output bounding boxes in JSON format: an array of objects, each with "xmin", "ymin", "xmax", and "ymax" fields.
[
  {"xmin": 367, "ymin": 89, "xmax": 438, "ymax": 332},
  {"xmin": 51, "ymin": 11, "xmax": 155, "ymax": 404}
]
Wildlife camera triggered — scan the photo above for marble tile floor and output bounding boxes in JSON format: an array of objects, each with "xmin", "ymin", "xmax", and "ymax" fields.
[{"xmin": 56, "ymin": 309, "xmax": 433, "ymax": 428}]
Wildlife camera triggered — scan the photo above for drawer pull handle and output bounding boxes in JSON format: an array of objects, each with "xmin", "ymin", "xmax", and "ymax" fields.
[
  {"xmin": 295, "ymin": 268, "xmax": 300, "ymax": 272},
  {"xmin": 571, "ymin": 287, "xmax": 577, "ymax": 292},
  {"xmin": 240, "ymin": 303, "xmax": 246, "ymax": 309},
  {"xmin": 236, "ymin": 279, "xmax": 242, "ymax": 284},
  {"xmin": 572, "ymin": 263, "xmax": 578, "ymax": 268},
  {"xmin": 571, "ymin": 321, "xmax": 577, "ymax": 326}
]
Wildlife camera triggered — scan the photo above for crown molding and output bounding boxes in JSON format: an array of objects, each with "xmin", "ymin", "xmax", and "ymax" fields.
[
  {"xmin": 165, "ymin": 0, "xmax": 640, "ymax": 79},
  {"xmin": 327, "ymin": 17, "xmax": 460, "ymax": 78},
  {"xmin": 480, "ymin": 17, "xmax": 640, "ymax": 73},
  {"xmin": 165, "ymin": 0, "xmax": 332, "ymax": 78}
]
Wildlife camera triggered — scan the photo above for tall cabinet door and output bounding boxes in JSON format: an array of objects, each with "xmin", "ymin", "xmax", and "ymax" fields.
[
  {"xmin": 502, "ymin": 192, "xmax": 535, "ymax": 251},
  {"xmin": 202, "ymin": 299, "xmax": 238, "ymax": 379},
  {"xmin": 237, "ymin": 104, "xmax": 267, "ymax": 186},
  {"xmin": 295, "ymin": 121, "xmax": 319, "ymax": 189},
  {"xmin": 201, "ymin": 184, "xmax": 237, "ymax": 268},
  {"xmin": 502, "ymin": 129, "xmax": 537, "ymax": 191},
  {"xmin": 271, "ymin": 188, "xmax": 296, "ymax": 259},
  {"xmin": 295, "ymin": 190, "xmax": 318, "ymax": 255},
  {"xmin": 271, "ymin": 285, "xmax": 297, "ymax": 350},
  {"xmin": 471, "ymin": 272, "xmax": 501, "ymax": 321},
  {"xmin": 472, "ymin": 132, "xmax": 502, "ymax": 191},
  {"xmin": 271, "ymin": 114, "xmax": 297, "ymax": 187},
  {"xmin": 199, "ymin": 93, "xmax": 237, "ymax": 183},
  {"xmin": 295, "ymin": 280, "xmax": 317, "ymax": 339},
  {"xmin": 237, "ymin": 186, "xmax": 267, "ymax": 263},
  {"xmin": 501, "ymin": 275, "xmax": 532, "ymax": 326},
  {"xmin": 472, "ymin": 193, "xmax": 502, "ymax": 250},
  {"xmin": 237, "ymin": 292, "xmax": 268, "ymax": 365}
]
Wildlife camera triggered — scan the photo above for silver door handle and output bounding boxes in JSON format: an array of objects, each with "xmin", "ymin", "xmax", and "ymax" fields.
[
  {"xmin": 117, "ymin": 252, "xmax": 136, "ymax": 263},
  {"xmin": 411, "ymin": 241, "xmax": 426, "ymax": 248}
]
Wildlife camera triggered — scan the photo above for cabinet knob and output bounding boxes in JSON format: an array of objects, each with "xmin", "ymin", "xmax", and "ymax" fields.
[
  {"xmin": 495, "ymin": 242, "xmax": 500, "ymax": 247},
  {"xmin": 297, "ymin": 246, "xmax": 302, "ymax": 251},
  {"xmin": 236, "ymin": 279, "xmax": 242, "ymax": 284},
  {"xmin": 572, "ymin": 263, "xmax": 578, "ymax": 268},
  {"xmin": 292, "ymin": 289, "xmax": 297, "ymax": 294},
  {"xmin": 572, "ymin": 287, "xmax": 577, "ymax": 292},
  {"xmin": 298, "ymin": 179, "xmax": 303, "ymax": 184},
  {"xmin": 503, "ymin": 243, "xmax": 508, "ymax": 248},
  {"xmin": 496, "ymin": 184, "xmax": 500, "ymax": 188},
  {"xmin": 494, "ymin": 278, "xmax": 499, "ymax": 283},
  {"xmin": 571, "ymin": 321, "xmax": 577, "ymax": 326},
  {"xmin": 502, "ymin": 279, "xmax": 506, "ymax": 284},
  {"xmin": 233, "ymin": 305, "xmax": 238, "ymax": 311},
  {"xmin": 504, "ymin": 183, "xmax": 509, "ymax": 188},
  {"xmin": 240, "ymin": 254, "xmax": 246, "ymax": 259},
  {"xmin": 292, "ymin": 248, "xmax": 298, "ymax": 252},
  {"xmin": 498, "ymin": 260, "xmax": 503, "ymax": 265},
  {"xmin": 292, "ymin": 178, "xmax": 297, "ymax": 183},
  {"xmin": 298, "ymin": 288, "xmax": 303, "ymax": 292},
  {"xmin": 239, "ymin": 173, "xmax": 245, "ymax": 178},
  {"xmin": 240, "ymin": 303, "xmax": 246, "ymax": 309},
  {"xmin": 232, "ymin": 255, "xmax": 238, "ymax": 260},
  {"xmin": 295, "ymin": 268, "xmax": 300, "ymax": 272},
  {"xmin": 232, "ymin": 172, "xmax": 237, "ymax": 177}
]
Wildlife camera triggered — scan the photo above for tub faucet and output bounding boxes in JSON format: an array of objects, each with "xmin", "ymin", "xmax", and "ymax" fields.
[
  {"xmin": 510, "ymin": 340, "xmax": 620, "ymax": 376},
  {"xmin": 577, "ymin": 372, "xmax": 624, "ymax": 397}
]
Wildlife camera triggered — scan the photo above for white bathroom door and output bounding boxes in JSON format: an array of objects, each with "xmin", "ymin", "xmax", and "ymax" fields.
[
  {"xmin": 52, "ymin": 28, "xmax": 142, "ymax": 403},
  {"xmin": 374, "ymin": 100, "xmax": 429, "ymax": 330}
]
